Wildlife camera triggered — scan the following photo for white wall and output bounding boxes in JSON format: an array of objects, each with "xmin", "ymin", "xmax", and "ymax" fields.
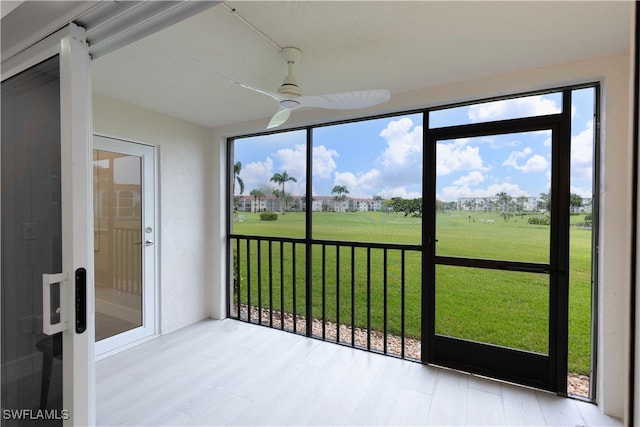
[
  {"xmin": 214, "ymin": 52, "xmax": 632, "ymax": 419},
  {"xmin": 92, "ymin": 94, "xmax": 213, "ymax": 335}
]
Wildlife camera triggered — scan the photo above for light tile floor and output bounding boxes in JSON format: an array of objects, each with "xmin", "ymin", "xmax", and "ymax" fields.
[{"xmin": 96, "ymin": 319, "xmax": 622, "ymax": 426}]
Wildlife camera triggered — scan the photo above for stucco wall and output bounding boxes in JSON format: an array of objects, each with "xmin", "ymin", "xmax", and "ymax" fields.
[
  {"xmin": 92, "ymin": 93, "xmax": 213, "ymax": 335},
  {"xmin": 214, "ymin": 52, "xmax": 632, "ymax": 419}
]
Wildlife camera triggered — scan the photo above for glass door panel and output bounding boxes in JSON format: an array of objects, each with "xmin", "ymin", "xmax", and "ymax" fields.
[
  {"xmin": 427, "ymin": 118, "xmax": 566, "ymax": 392},
  {"xmin": 93, "ymin": 150, "xmax": 143, "ymax": 341},
  {"xmin": 435, "ymin": 131, "xmax": 552, "ymax": 263},
  {"xmin": 435, "ymin": 266, "xmax": 549, "ymax": 354},
  {"xmin": 1, "ymin": 56, "xmax": 64, "ymax": 422}
]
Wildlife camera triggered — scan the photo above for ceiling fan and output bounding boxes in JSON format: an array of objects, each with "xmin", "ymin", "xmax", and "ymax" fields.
[{"xmin": 196, "ymin": 46, "xmax": 391, "ymax": 129}]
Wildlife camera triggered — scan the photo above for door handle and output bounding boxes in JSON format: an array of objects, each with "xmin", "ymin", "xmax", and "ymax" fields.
[
  {"xmin": 134, "ymin": 240, "xmax": 154, "ymax": 247},
  {"xmin": 42, "ymin": 273, "xmax": 67, "ymax": 335},
  {"xmin": 75, "ymin": 268, "xmax": 87, "ymax": 334}
]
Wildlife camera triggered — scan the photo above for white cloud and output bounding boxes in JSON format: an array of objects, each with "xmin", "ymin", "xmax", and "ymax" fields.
[
  {"xmin": 378, "ymin": 117, "xmax": 422, "ymax": 169},
  {"xmin": 333, "ymin": 169, "xmax": 383, "ymax": 198},
  {"xmin": 313, "ymin": 145, "xmax": 339, "ymax": 178},
  {"xmin": 468, "ymin": 95, "xmax": 560, "ymax": 122},
  {"xmin": 486, "ymin": 182, "xmax": 527, "ymax": 196},
  {"xmin": 237, "ymin": 145, "xmax": 309, "ymax": 196},
  {"xmin": 570, "ymin": 185, "xmax": 593, "ymax": 199},
  {"xmin": 275, "ymin": 144, "xmax": 306, "ymax": 179},
  {"xmin": 378, "ymin": 187, "xmax": 422, "ymax": 199},
  {"xmin": 240, "ymin": 157, "xmax": 274, "ymax": 191},
  {"xmin": 453, "ymin": 171, "xmax": 485, "ymax": 186},
  {"xmin": 270, "ymin": 144, "xmax": 308, "ymax": 195},
  {"xmin": 437, "ymin": 140, "xmax": 487, "ymax": 176},
  {"xmin": 440, "ymin": 181, "xmax": 528, "ymax": 201},
  {"xmin": 521, "ymin": 155, "xmax": 548, "ymax": 172},
  {"xmin": 571, "ymin": 120, "xmax": 594, "ymax": 180},
  {"xmin": 320, "ymin": 118, "xmax": 424, "ymax": 198},
  {"xmin": 503, "ymin": 147, "xmax": 548, "ymax": 173}
]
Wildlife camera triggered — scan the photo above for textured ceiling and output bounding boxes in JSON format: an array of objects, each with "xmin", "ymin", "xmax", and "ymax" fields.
[{"xmin": 91, "ymin": 1, "xmax": 632, "ymax": 129}]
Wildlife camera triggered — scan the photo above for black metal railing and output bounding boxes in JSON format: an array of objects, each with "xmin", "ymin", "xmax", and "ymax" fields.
[
  {"xmin": 229, "ymin": 234, "xmax": 422, "ymax": 360},
  {"xmin": 113, "ymin": 227, "xmax": 142, "ymax": 294}
]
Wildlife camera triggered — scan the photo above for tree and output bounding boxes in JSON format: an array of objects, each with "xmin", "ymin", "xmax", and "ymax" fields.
[
  {"xmin": 570, "ymin": 193, "xmax": 583, "ymax": 211},
  {"xmin": 539, "ymin": 191, "xmax": 551, "ymax": 211},
  {"xmin": 270, "ymin": 170, "xmax": 297, "ymax": 214},
  {"xmin": 233, "ymin": 162, "xmax": 245, "ymax": 195},
  {"xmin": 283, "ymin": 193, "xmax": 294, "ymax": 211},
  {"xmin": 389, "ymin": 197, "xmax": 422, "ymax": 217},
  {"xmin": 372, "ymin": 195, "xmax": 383, "ymax": 211},
  {"xmin": 331, "ymin": 185, "xmax": 350, "ymax": 212},
  {"xmin": 496, "ymin": 192, "xmax": 512, "ymax": 212},
  {"xmin": 517, "ymin": 196, "xmax": 529, "ymax": 214},
  {"xmin": 249, "ymin": 188, "xmax": 265, "ymax": 212}
]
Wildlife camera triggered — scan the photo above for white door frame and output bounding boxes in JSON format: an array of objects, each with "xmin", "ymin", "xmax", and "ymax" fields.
[
  {"xmin": 93, "ymin": 135, "xmax": 158, "ymax": 356},
  {"xmin": 1, "ymin": 23, "xmax": 94, "ymax": 426}
]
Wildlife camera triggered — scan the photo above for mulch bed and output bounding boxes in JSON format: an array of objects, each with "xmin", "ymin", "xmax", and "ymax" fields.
[{"xmin": 236, "ymin": 304, "xmax": 589, "ymax": 397}]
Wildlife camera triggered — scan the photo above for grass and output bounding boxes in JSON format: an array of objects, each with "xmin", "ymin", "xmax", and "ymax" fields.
[{"xmin": 231, "ymin": 210, "xmax": 593, "ymax": 375}]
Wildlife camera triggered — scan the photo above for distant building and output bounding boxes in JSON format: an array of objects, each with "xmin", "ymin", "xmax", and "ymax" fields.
[
  {"xmin": 234, "ymin": 194, "xmax": 382, "ymax": 213},
  {"xmin": 456, "ymin": 196, "xmax": 541, "ymax": 212}
]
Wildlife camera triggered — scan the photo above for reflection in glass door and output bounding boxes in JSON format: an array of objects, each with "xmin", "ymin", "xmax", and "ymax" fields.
[
  {"xmin": 93, "ymin": 137, "xmax": 155, "ymax": 355},
  {"xmin": 93, "ymin": 150, "xmax": 143, "ymax": 341},
  {"xmin": 1, "ymin": 56, "xmax": 64, "ymax": 423}
]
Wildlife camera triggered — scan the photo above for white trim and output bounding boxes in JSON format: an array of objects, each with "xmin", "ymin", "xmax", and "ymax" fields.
[
  {"xmin": 60, "ymin": 22, "xmax": 94, "ymax": 426},
  {"xmin": 1, "ymin": 1, "xmax": 101, "ymax": 62},
  {"xmin": 1, "ymin": 25, "xmax": 68, "ymax": 80}
]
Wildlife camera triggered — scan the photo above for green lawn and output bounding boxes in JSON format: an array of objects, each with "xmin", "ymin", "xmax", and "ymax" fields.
[{"xmin": 232, "ymin": 210, "xmax": 592, "ymax": 375}]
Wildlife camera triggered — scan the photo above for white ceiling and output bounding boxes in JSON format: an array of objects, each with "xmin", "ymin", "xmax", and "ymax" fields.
[{"xmin": 91, "ymin": 1, "xmax": 632, "ymax": 130}]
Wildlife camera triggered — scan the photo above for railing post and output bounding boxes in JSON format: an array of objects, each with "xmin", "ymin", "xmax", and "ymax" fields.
[{"xmin": 305, "ymin": 242, "xmax": 312, "ymax": 337}]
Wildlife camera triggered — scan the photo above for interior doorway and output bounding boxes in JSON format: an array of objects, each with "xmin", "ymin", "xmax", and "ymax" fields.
[{"xmin": 93, "ymin": 135, "xmax": 157, "ymax": 356}]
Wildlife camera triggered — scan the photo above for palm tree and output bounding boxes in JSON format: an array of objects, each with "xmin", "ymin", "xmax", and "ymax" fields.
[
  {"xmin": 249, "ymin": 188, "xmax": 265, "ymax": 212},
  {"xmin": 270, "ymin": 170, "xmax": 297, "ymax": 214},
  {"xmin": 332, "ymin": 185, "xmax": 349, "ymax": 212},
  {"xmin": 233, "ymin": 162, "xmax": 245, "ymax": 195}
]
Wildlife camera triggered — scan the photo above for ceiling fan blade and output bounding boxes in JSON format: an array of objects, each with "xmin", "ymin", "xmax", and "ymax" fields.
[
  {"xmin": 267, "ymin": 108, "xmax": 291, "ymax": 129},
  {"xmin": 298, "ymin": 89, "xmax": 390, "ymax": 110},
  {"xmin": 192, "ymin": 59, "xmax": 282, "ymax": 102}
]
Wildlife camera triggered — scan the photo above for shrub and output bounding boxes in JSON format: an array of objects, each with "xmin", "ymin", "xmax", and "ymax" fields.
[
  {"xmin": 260, "ymin": 212, "xmax": 278, "ymax": 221},
  {"xmin": 584, "ymin": 214, "xmax": 592, "ymax": 223},
  {"xmin": 528, "ymin": 216, "xmax": 550, "ymax": 225}
]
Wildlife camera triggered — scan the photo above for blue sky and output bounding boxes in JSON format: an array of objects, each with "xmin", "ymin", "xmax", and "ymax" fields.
[{"xmin": 234, "ymin": 88, "xmax": 595, "ymax": 201}]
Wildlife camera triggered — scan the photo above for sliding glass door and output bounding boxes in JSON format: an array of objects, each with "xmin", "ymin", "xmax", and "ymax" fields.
[{"xmin": 1, "ymin": 24, "xmax": 93, "ymax": 425}]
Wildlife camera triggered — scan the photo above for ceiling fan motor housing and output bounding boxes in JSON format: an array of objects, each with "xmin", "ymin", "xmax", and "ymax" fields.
[
  {"xmin": 277, "ymin": 47, "xmax": 303, "ymax": 97},
  {"xmin": 278, "ymin": 76, "xmax": 302, "ymax": 97}
]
